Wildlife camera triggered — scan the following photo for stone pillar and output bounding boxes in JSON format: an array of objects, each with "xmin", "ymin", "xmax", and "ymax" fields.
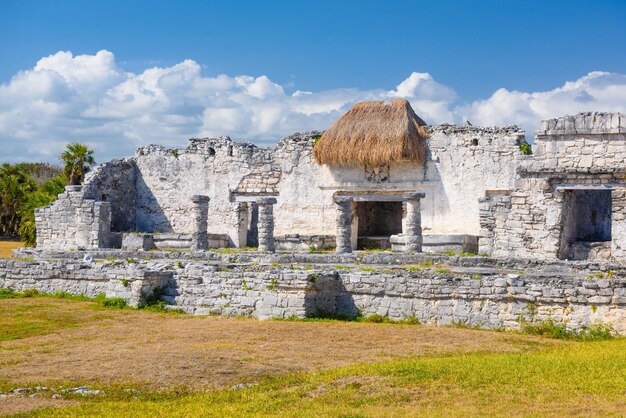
[
  {"xmin": 191, "ymin": 195, "xmax": 210, "ymax": 250},
  {"xmin": 611, "ymin": 187, "xmax": 626, "ymax": 261},
  {"xmin": 334, "ymin": 196, "xmax": 353, "ymax": 254},
  {"xmin": 403, "ymin": 193, "xmax": 425, "ymax": 253},
  {"xmin": 256, "ymin": 197, "xmax": 277, "ymax": 252}
]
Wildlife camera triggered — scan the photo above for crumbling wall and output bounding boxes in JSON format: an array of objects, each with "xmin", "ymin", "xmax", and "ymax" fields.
[
  {"xmin": 65, "ymin": 125, "xmax": 528, "ymax": 247},
  {"xmin": 479, "ymin": 113, "xmax": 626, "ymax": 261},
  {"xmin": 35, "ymin": 186, "xmax": 111, "ymax": 250},
  {"xmin": 2, "ymin": 258, "xmax": 625, "ymax": 334},
  {"xmin": 133, "ymin": 137, "xmax": 283, "ymax": 246},
  {"xmin": 532, "ymin": 112, "xmax": 626, "ymax": 169},
  {"xmin": 82, "ymin": 159, "xmax": 136, "ymax": 232},
  {"xmin": 425, "ymin": 125, "xmax": 527, "ymax": 234}
]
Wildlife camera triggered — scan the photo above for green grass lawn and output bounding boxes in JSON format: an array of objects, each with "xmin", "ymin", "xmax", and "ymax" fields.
[{"xmin": 1, "ymin": 292, "xmax": 624, "ymax": 417}]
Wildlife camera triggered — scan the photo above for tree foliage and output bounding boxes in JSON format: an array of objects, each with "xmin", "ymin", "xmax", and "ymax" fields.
[
  {"xmin": 61, "ymin": 142, "xmax": 96, "ymax": 185},
  {"xmin": 19, "ymin": 175, "xmax": 67, "ymax": 246},
  {"xmin": 0, "ymin": 164, "xmax": 36, "ymax": 237},
  {"xmin": 0, "ymin": 142, "xmax": 96, "ymax": 245}
]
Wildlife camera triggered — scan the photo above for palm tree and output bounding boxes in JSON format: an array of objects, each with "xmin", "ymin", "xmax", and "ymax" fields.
[{"xmin": 60, "ymin": 142, "xmax": 96, "ymax": 185}]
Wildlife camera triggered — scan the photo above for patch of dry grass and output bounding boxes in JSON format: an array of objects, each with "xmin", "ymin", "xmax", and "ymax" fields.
[
  {"xmin": 23, "ymin": 339, "xmax": 626, "ymax": 417},
  {"xmin": 4, "ymin": 297, "xmax": 601, "ymax": 417},
  {"xmin": 0, "ymin": 298, "xmax": 547, "ymax": 393},
  {"xmin": 0, "ymin": 240, "xmax": 23, "ymax": 258}
]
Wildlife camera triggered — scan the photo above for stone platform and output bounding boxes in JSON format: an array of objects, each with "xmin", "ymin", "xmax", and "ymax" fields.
[{"xmin": 2, "ymin": 249, "xmax": 625, "ymax": 335}]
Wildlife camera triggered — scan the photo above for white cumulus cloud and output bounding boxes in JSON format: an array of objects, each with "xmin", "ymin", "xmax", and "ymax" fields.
[{"xmin": 1, "ymin": 50, "xmax": 626, "ymax": 163}]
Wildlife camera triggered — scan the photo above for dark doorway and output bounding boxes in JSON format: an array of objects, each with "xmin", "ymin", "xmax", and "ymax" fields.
[
  {"xmin": 246, "ymin": 203, "xmax": 259, "ymax": 247},
  {"xmin": 559, "ymin": 189, "xmax": 612, "ymax": 260},
  {"xmin": 355, "ymin": 201, "xmax": 403, "ymax": 249}
]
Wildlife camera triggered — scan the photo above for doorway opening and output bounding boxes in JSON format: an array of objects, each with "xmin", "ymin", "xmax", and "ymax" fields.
[
  {"xmin": 355, "ymin": 201, "xmax": 403, "ymax": 249},
  {"xmin": 559, "ymin": 189, "xmax": 612, "ymax": 260}
]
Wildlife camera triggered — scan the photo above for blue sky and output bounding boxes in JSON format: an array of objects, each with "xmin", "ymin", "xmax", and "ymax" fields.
[{"xmin": 1, "ymin": 0, "xmax": 626, "ymax": 162}]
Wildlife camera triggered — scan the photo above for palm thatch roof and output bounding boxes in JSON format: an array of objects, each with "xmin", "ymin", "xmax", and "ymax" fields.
[{"xmin": 313, "ymin": 99, "xmax": 428, "ymax": 166}]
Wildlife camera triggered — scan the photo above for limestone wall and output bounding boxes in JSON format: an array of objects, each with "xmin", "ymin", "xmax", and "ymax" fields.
[
  {"xmin": 83, "ymin": 159, "xmax": 136, "ymax": 232},
  {"xmin": 479, "ymin": 113, "xmax": 626, "ymax": 262},
  {"xmin": 0, "ymin": 258, "xmax": 170, "ymax": 307},
  {"xmin": 532, "ymin": 112, "xmax": 626, "ymax": 170},
  {"xmin": 99, "ymin": 125, "xmax": 526, "ymax": 245},
  {"xmin": 426, "ymin": 125, "xmax": 526, "ymax": 234},
  {"xmin": 1, "ymin": 258, "xmax": 624, "ymax": 334},
  {"xmin": 35, "ymin": 186, "xmax": 111, "ymax": 250}
]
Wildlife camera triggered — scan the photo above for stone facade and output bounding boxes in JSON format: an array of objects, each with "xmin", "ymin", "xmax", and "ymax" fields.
[
  {"xmin": 1, "ymin": 254, "xmax": 624, "ymax": 334},
  {"xmin": 35, "ymin": 186, "xmax": 111, "ymax": 250},
  {"xmin": 479, "ymin": 112, "xmax": 626, "ymax": 263},
  {"xmin": 35, "ymin": 124, "xmax": 526, "ymax": 252},
  {"xmin": 33, "ymin": 110, "xmax": 626, "ymax": 267}
]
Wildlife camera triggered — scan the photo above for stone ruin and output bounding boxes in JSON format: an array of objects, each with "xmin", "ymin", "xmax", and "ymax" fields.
[
  {"xmin": 4, "ymin": 101, "xmax": 625, "ymax": 334},
  {"xmin": 35, "ymin": 99, "xmax": 532, "ymax": 256},
  {"xmin": 33, "ymin": 103, "xmax": 626, "ymax": 264}
]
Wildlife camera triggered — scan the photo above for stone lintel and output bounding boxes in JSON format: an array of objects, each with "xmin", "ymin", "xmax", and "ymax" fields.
[
  {"xmin": 536, "ymin": 128, "xmax": 626, "ymax": 137},
  {"xmin": 334, "ymin": 193, "xmax": 425, "ymax": 203},
  {"xmin": 191, "ymin": 195, "xmax": 210, "ymax": 204},
  {"xmin": 65, "ymin": 185, "xmax": 83, "ymax": 192},
  {"xmin": 403, "ymin": 192, "xmax": 426, "ymax": 201},
  {"xmin": 553, "ymin": 183, "xmax": 626, "ymax": 190},
  {"xmin": 232, "ymin": 194, "xmax": 279, "ymax": 203},
  {"xmin": 256, "ymin": 197, "xmax": 277, "ymax": 205}
]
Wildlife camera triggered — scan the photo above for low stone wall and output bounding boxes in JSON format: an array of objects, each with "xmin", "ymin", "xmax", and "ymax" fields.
[
  {"xmin": 0, "ymin": 259, "xmax": 169, "ymax": 307},
  {"xmin": 1, "ymin": 257, "xmax": 625, "ymax": 334}
]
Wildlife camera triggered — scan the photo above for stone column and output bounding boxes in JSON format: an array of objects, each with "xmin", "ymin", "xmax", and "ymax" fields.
[
  {"xmin": 403, "ymin": 193, "xmax": 425, "ymax": 253},
  {"xmin": 257, "ymin": 197, "xmax": 277, "ymax": 252},
  {"xmin": 334, "ymin": 196, "xmax": 353, "ymax": 254},
  {"xmin": 191, "ymin": 195, "xmax": 210, "ymax": 250}
]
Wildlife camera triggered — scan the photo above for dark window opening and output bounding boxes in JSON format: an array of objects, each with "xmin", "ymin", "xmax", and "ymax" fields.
[
  {"xmin": 208, "ymin": 147, "xmax": 216, "ymax": 156},
  {"xmin": 227, "ymin": 146, "xmax": 233, "ymax": 157},
  {"xmin": 471, "ymin": 138, "xmax": 479, "ymax": 146},
  {"xmin": 355, "ymin": 201, "xmax": 403, "ymax": 249},
  {"xmin": 559, "ymin": 189, "xmax": 612, "ymax": 260}
]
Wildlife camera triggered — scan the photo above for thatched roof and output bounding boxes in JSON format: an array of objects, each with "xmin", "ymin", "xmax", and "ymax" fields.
[{"xmin": 313, "ymin": 99, "xmax": 428, "ymax": 166}]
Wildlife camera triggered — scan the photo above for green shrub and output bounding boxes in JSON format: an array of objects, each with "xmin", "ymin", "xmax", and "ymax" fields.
[
  {"xmin": 434, "ymin": 268, "xmax": 451, "ymax": 274},
  {"xmin": 471, "ymin": 274, "xmax": 481, "ymax": 280},
  {"xmin": 100, "ymin": 297, "xmax": 128, "ymax": 309},
  {"xmin": 120, "ymin": 278, "xmax": 129, "ymax": 287},
  {"xmin": 363, "ymin": 313, "xmax": 387, "ymax": 323},
  {"xmin": 21, "ymin": 288, "xmax": 40, "ymax": 298},
  {"xmin": 267, "ymin": 279, "xmax": 278, "ymax": 291},
  {"xmin": 126, "ymin": 258, "xmax": 137, "ymax": 264},
  {"xmin": 176, "ymin": 261, "xmax": 184, "ymax": 269},
  {"xmin": 406, "ymin": 266, "xmax": 421, "ymax": 272},
  {"xmin": 360, "ymin": 267, "xmax": 376, "ymax": 272},
  {"xmin": 519, "ymin": 143, "xmax": 532, "ymax": 155},
  {"xmin": 521, "ymin": 319, "xmax": 616, "ymax": 341},
  {"xmin": 0, "ymin": 288, "xmax": 17, "ymax": 299}
]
